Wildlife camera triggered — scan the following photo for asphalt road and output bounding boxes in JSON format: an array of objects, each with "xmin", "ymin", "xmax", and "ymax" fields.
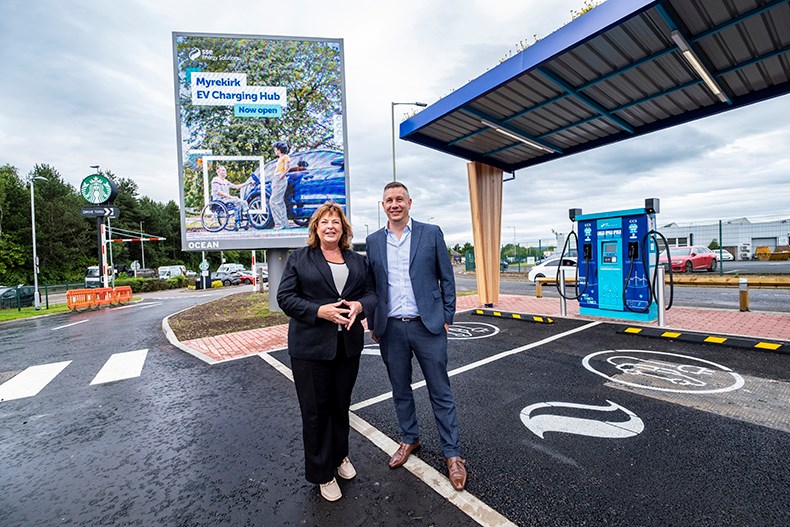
[{"xmin": 2, "ymin": 288, "xmax": 788, "ymax": 526}]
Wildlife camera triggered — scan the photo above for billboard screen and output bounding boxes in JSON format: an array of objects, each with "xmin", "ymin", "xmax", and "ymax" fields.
[{"xmin": 172, "ymin": 33, "xmax": 348, "ymax": 251}]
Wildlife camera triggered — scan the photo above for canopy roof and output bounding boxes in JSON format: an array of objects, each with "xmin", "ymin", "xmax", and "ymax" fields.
[{"xmin": 400, "ymin": 0, "xmax": 790, "ymax": 173}]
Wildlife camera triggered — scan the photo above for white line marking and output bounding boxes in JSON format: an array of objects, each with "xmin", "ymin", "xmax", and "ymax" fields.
[
  {"xmin": 89, "ymin": 349, "xmax": 148, "ymax": 385},
  {"xmin": 51, "ymin": 319, "xmax": 89, "ymax": 331},
  {"xmin": 352, "ymin": 321, "xmax": 602, "ymax": 411},
  {"xmin": 259, "ymin": 353, "xmax": 517, "ymax": 527},
  {"xmin": 138, "ymin": 302, "xmax": 162, "ymax": 310},
  {"xmin": 0, "ymin": 361, "xmax": 72, "ymax": 402}
]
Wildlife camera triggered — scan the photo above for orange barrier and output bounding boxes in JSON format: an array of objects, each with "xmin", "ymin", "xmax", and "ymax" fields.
[{"xmin": 67, "ymin": 286, "xmax": 133, "ymax": 310}]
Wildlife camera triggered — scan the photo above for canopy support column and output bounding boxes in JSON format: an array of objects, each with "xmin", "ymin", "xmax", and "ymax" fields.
[{"xmin": 467, "ymin": 161, "xmax": 502, "ymax": 306}]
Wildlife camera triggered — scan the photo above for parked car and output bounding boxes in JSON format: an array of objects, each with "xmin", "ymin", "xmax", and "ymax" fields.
[
  {"xmin": 0, "ymin": 285, "xmax": 36, "ymax": 308},
  {"xmin": 659, "ymin": 246, "xmax": 717, "ymax": 273},
  {"xmin": 242, "ymin": 149, "xmax": 345, "ymax": 229},
  {"xmin": 527, "ymin": 257, "xmax": 578, "ymax": 283},
  {"xmin": 500, "ymin": 261, "xmax": 509, "ymax": 272},
  {"xmin": 158, "ymin": 265, "xmax": 187, "ymax": 280},
  {"xmin": 237, "ymin": 270, "xmax": 256, "ymax": 284},
  {"xmin": 217, "ymin": 263, "xmax": 246, "ymax": 274},
  {"xmin": 211, "ymin": 271, "xmax": 241, "ymax": 286},
  {"xmin": 136, "ymin": 268, "xmax": 157, "ymax": 278},
  {"xmin": 717, "ymin": 249, "xmax": 734, "ymax": 261}
]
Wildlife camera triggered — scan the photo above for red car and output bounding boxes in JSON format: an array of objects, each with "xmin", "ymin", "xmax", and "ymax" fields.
[
  {"xmin": 237, "ymin": 270, "xmax": 256, "ymax": 284},
  {"xmin": 659, "ymin": 246, "xmax": 717, "ymax": 273}
]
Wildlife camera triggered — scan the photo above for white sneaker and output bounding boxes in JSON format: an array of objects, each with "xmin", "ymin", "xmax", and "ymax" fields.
[
  {"xmin": 337, "ymin": 457, "xmax": 357, "ymax": 480},
  {"xmin": 319, "ymin": 478, "xmax": 342, "ymax": 502}
]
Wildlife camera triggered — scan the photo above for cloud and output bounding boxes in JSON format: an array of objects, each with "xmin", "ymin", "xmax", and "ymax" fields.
[{"xmin": 1, "ymin": 0, "xmax": 789, "ymax": 249}]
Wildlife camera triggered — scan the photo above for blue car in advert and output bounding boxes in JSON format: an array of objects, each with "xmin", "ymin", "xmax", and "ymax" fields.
[{"xmin": 242, "ymin": 149, "xmax": 345, "ymax": 229}]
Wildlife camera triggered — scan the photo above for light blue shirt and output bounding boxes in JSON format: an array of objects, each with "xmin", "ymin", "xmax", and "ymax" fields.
[{"xmin": 386, "ymin": 218, "xmax": 419, "ymax": 318}]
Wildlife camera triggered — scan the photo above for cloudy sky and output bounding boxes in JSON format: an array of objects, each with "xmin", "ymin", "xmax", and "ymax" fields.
[{"xmin": 1, "ymin": 0, "xmax": 788, "ymax": 247}]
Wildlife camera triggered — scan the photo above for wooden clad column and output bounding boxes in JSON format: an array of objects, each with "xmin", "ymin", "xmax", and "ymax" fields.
[{"xmin": 467, "ymin": 161, "xmax": 503, "ymax": 306}]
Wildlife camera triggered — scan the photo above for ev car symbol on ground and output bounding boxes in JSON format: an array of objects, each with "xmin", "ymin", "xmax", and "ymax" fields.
[{"xmin": 583, "ymin": 350, "xmax": 744, "ymax": 393}]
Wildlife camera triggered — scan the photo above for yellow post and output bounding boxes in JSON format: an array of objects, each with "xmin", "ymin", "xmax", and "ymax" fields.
[{"xmin": 739, "ymin": 278, "xmax": 749, "ymax": 312}]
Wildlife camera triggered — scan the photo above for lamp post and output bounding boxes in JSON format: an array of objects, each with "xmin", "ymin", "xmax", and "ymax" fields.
[
  {"xmin": 391, "ymin": 101, "xmax": 427, "ymax": 181},
  {"xmin": 28, "ymin": 174, "xmax": 47, "ymax": 309},
  {"xmin": 364, "ymin": 224, "xmax": 369, "ymax": 237}
]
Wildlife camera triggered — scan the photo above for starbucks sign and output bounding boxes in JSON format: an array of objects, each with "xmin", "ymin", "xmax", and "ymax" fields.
[{"xmin": 80, "ymin": 174, "xmax": 117, "ymax": 204}]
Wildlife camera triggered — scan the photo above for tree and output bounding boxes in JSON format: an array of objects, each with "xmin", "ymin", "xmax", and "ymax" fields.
[{"xmin": 708, "ymin": 239, "xmax": 720, "ymax": 250}]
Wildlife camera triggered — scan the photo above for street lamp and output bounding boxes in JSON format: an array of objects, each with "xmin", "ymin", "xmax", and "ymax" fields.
[
  {"xmin": 364, "ymin": 224, "xmax": 369, "ymax": 237},
  {"xmin": 28, "ymin": 173, "xmax": 47, "ymax": 309},
  {"xmin": 391, "ymin": 101, "xmax": 427, "ymax": 181}
]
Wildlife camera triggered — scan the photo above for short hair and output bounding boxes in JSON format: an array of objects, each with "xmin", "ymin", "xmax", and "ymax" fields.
[
  {"xmin": 273, "ymin": 141, "xmax": 289, "ymax": 154},
  {"xmin": 383, "ymin": 181, "xmax": 409, "ymax": 197},
  {"xmin": 306, "ymin": 202, "xmax": 352, "ymax": 250},
  {"xmin": 216, "ymin": 164, "xmax": 227, "ymax": 172}
]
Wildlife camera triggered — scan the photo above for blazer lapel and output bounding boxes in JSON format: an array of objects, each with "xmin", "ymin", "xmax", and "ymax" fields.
[
  {"xmin": 377, "ymin": 230, "xmax": 388, "ymax": 279},
  {"xmin": 309, "ymin": 247, "xmax": 338, "ymax": 295},
  {"xmin": 339, "ymin": 250, "xmax": 357, "ymax": 298},
  {"xmin": 409, "ymin": 220, "xmax": 423, "ymax": 266}
]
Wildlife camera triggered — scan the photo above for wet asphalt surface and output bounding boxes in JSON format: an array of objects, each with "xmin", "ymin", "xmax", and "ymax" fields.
[{"xmin": 1, "ymin": 292, "xmax": 789, "ymax": 526}]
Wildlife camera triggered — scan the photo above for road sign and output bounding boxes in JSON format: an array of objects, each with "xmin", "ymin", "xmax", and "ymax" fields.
[
  {"xmin": 82, "ymin": 206, "xmax": 119, "ymax": 218},
  {"xmin": 199, "ymin": 260, "xmax": 210, "ymax": 271}
]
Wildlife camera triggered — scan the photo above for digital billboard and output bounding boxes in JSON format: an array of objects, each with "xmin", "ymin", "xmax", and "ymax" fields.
[{"xmin": 172, "ymin": 33, "xmax": 348, "ymax": 251}]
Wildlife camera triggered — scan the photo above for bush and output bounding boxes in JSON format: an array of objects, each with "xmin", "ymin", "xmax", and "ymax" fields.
[{"xmin": 114, "ymin": 276, "xmax": 187, "ymax": 293}]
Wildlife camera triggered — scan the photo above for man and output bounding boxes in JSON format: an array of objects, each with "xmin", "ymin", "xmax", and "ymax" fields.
[
  {"xmin": 366, "ymin": 181, "xmax": 467, "ymax": 491},
  {"xmin": 210, "ymin": 164, "xmax": 249, "ymax": 230}
]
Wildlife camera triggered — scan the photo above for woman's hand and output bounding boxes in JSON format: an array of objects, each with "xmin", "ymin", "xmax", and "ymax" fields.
[
  {"xmin": 317, "ymin": 301, "xmax": 351, "ymax": 326},
  {"xmin": 342, "ymin": 300, "xmax": 363, "ymax": 330}
]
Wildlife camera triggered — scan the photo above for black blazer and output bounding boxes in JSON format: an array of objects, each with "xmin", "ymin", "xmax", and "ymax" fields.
[{"xmin": 277, "ymin": 246, "xmax": 377, "ymax": 360}]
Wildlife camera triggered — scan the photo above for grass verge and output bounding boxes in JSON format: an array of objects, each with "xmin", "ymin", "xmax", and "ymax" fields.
[{"xmin": 167, "ymin": 291, "xmax": 289, "ymax": 341}]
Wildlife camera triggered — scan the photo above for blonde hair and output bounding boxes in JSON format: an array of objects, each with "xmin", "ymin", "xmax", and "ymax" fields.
[{"xmin": 306, "ymin": 202, "xmax": 352, "ymax": 250}]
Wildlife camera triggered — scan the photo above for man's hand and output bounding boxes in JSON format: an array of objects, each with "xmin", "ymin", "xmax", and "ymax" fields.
[{"xmin": 370, "ymin": 331, "xmax": 380, "ymax": 344}]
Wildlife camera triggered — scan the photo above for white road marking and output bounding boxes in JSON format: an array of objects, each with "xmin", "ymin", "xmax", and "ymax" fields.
[
  {"xmin": 352, "ymin": 320, "xmax": 602, "ymax": 411},
  {"xmin": 0, "ymin": 361, "xmax": 72, "ymax": 402},
  {"xmin": 259, "ymin": 352, "xmax": 516, "ymax": 527},
  {"xmin": 51, "ymin": 319, "xmax": 89, "ymax": 331},
  {"xmin": 90, "ymin": 349, "xmax": 149, "ymax": 385},
  {"xmin": 138, "ymin": 302, "xmax": 163, "ymax": 310}
]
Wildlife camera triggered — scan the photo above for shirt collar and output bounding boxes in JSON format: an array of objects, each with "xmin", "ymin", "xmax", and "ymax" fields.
[{"xmin": 385, "ymin": 217, "xmax": 412, "ymax": 235}]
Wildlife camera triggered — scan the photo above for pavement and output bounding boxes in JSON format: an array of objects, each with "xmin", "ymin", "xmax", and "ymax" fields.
[{"xmin": 166, "ymin": 293, "xmax": 790, "ymax": 363}]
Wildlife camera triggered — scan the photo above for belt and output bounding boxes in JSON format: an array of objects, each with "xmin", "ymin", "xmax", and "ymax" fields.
[{"xmin": 390, "ymin": 316, "xmax": 421, "ymax": 322}]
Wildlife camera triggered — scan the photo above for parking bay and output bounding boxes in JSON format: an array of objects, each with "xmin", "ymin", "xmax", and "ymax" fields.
[{"xmin": 270, "ymin": 313, "xmax": 790, "ymax": 526}]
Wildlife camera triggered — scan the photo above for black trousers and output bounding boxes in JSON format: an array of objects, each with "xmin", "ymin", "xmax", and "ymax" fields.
[{"xmin": 291, "ymin": 334, "xmax": 360, "ymax": 484}]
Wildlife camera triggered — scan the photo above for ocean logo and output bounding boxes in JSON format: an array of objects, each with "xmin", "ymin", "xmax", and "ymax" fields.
[{"xmin": 520, "ymin": 400, "xmax": 644, "ymax": 439}]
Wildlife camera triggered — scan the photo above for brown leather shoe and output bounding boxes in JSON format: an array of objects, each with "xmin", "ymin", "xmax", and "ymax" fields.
[
  {"xmin": 446, "ymin": 456, "xmax": 467, "ymax": 491},
  {"xmin": 388, "ymin": 441, "xmax": 421, "ymax": 469}
]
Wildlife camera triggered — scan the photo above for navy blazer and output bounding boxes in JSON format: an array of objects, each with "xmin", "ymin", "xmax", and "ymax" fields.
[
  {"xmin": 365, "ymin": 220, "xmax": 456, "ymax": 336},
  {"xmin": 277, "ymin": 246, "xmax": 377, "ymax": 360}
]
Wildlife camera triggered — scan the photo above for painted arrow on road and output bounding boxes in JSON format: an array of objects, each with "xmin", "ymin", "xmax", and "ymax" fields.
[{"xmin": 520, "ymin": 400, "xmax": 644, "ymax": 439}]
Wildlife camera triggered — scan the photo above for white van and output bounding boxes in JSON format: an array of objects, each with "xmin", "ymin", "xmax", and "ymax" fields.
[
  {"xmin": 158, "ymin": 265, "xmax": 187, "ymax": 280},
  {"xmin": 85, "ymin": 266, "xmax": 113, "ymax": 288},
  {"xmin": 217, "ymin": 263, "xmax": 245, "ymax": 274}
]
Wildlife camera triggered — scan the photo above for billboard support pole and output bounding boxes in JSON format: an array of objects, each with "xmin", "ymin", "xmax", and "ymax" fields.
[{"xmin": 267, "ymin": 249, "xmax": 288, "ymax": 313}]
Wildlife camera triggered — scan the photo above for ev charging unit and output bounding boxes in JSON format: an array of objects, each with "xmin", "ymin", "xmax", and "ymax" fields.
[{"xmin": 571, "ymin": 198, "xmax": 660, "ymax": 322}]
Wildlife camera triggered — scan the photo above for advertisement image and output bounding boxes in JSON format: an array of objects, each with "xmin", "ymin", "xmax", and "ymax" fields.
[{"xmin": 173, "ymin": 32, "xmax": 348, "ymax": 251}]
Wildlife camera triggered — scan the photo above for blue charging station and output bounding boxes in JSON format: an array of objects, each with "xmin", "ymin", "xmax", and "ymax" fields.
[{"xmin": 571, "ymin": 199, "xmax": 660, "ymax": 322}]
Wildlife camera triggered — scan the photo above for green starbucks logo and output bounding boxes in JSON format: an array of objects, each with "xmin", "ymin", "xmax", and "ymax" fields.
[{"xmin": 80, "ymin": 174, "xmax": 113, "ymax": 204}]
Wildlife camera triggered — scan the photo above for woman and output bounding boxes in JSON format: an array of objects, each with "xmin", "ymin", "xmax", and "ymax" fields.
[
  {"xmin": 270, "ymin": 141, "xmax": 290, "ymax": 229},
  {"xmin": 276, "ymin": 202, "xmax": 376, "ymax": 502}
]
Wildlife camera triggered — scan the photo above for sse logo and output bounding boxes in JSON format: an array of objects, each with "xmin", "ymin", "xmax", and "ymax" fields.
[{"xmin": 189, "ymin": 48, "xmax": 201, "ymax": 60}]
